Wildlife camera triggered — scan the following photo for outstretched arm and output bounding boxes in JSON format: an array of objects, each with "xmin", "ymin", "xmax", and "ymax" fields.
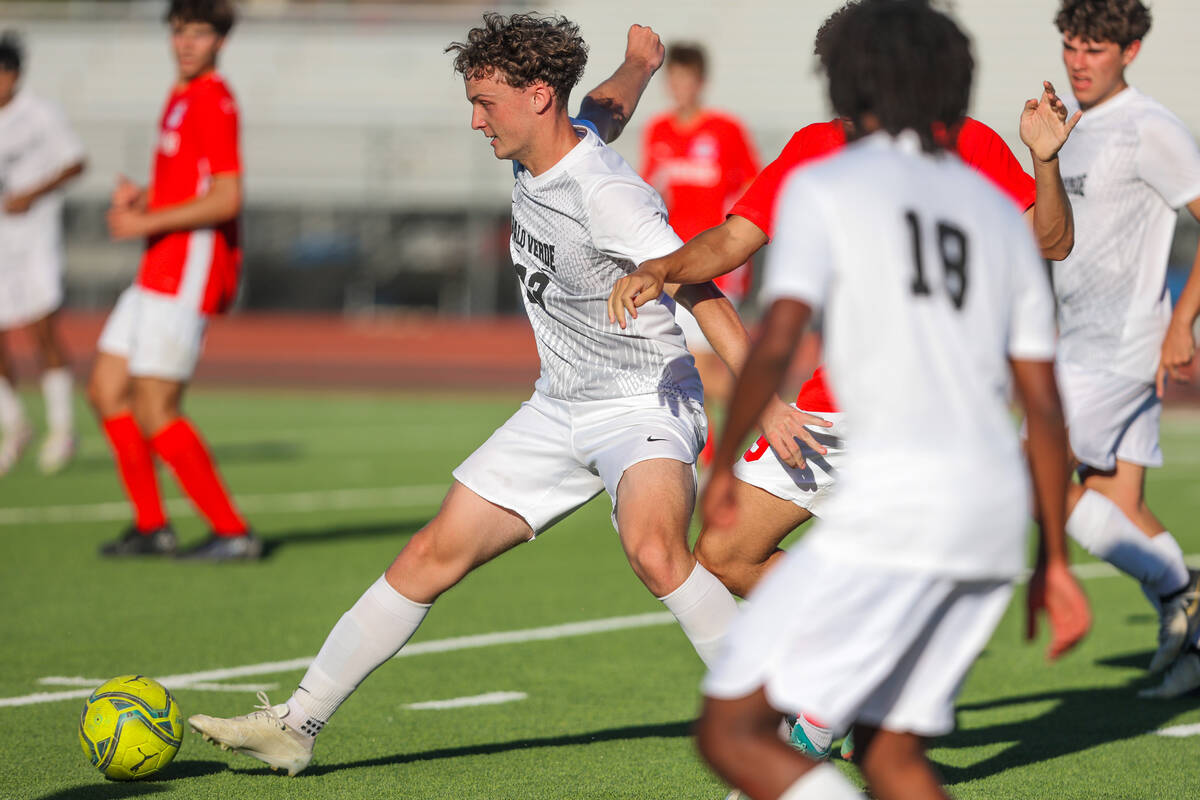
[
  {"xmin": 1013, "ymin": 357, "xmax": 1091, "ymax": 660},
  {"xmin": 1021, "ymin": 80, "xmax": 1080, "ymax": 261},
  {"xmin": 609, "ymin": 215, "xmax": 767, "ymax": 327},
  {"xmin": 1157, "ymin": 196, "xmax": 1200, "ymax": 396},
  {"xmin": 576, "ymin": 25, "xmax": 665, "ymax": 145}
]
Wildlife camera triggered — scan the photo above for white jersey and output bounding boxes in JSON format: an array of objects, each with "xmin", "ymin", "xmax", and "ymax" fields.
[
  {"xmin": 762, "ymin": 131, "xmax": 1057, "ymax": 579},
  {"xmin": 1054, "ymin": 87, "xmax": 1200, "ymax": 382},
  {"xmin": 510, "ymin": 124, "xmax": 701, "ymax": 403},
  {"xmin": 0, "ymin": 90, "xmax": 84, "ymax": 268}
]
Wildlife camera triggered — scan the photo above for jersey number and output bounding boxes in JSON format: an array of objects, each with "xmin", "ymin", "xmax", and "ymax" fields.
[
  {"xmin": 514, "ymin": 263, "xmax": 549, "ymax": 310},
  {"xmin": 905, "ymin": 211, "xmax": 969, "ymax": 310}
]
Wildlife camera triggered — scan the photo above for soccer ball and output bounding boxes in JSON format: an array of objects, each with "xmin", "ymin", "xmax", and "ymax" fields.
[{"xmin": 78, "ymin": 674, "xmax": 184, "ymax": 780}]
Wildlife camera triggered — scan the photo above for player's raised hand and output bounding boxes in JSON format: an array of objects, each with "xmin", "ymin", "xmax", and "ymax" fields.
[
  {"xmin": 1026, "ymin": 558, "xmax": 1091, "ymax": 660},
  {"xmin": 608, "ymin": 260, "xmax": 668, "ymax": 328},
  {"xmin": 701, "ymin": 465, "xmax": 739, "ymax": 531},
  {"xmin": 624, "ymin": 25, "xmax": 665, "ymax": 75},
  {"xmin": 1020, "ymin": 80, "xmax": 1082, "ymax": 164},
  {"xmin": 1156, "ymin": 324, "xmax": 1197, "ymax": 398},
  {"xmin": 757, "ymin": 396, "xmax": 833, "ymax": 469}
]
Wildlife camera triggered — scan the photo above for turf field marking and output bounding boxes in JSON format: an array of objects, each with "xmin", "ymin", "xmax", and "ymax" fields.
[
  {"xmin": 38, "ymin": 677, "xmax": 279, "ymax": 692},
  {"xmin": 0, "ymin": 484, "xmax": 448, "ymax": 525},
  {"xmin": 404, "ymin": 691, "xmax": 528, "ymax": 710},
  {"xmin": 1156, "ymin": 723, "xmax": 1200, "ymax": 738}
]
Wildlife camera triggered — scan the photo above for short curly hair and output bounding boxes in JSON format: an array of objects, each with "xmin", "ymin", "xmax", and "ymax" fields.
[
  {"xmin": 446, "ymin": 13, "xmax": 588, "ymax": 108},
  {"xmin": 0, "ymin": 30, "xmax": 23, "ymax": 73},
  {"xmin": 1055, "ymin": 0, "xmax": 1151, "ymax": 48},
  {"xmin": 823, "ymin": 0, "xmax": 973, "ymax": 154}
]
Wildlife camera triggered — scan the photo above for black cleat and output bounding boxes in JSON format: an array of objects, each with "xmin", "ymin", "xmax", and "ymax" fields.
[
  {"xmin": 176, "ymin": 531, "xmax": 264, "ymax": 562},
  {"xmin": 99, "ymin": 524, "xmax": 179, "ymax": 557}
]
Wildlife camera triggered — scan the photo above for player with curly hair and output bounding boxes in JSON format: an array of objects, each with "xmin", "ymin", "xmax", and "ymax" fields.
[{"xmin": 187, "ymin": 15, "xmax": 815, "ymax": 776}]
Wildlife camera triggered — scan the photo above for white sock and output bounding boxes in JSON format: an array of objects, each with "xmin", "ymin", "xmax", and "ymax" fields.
[
  {"xmin": 1066, "ymin": 490, "xmax": 1189, "ymax": 598},
  {"xmin": 0, "ymin": 377, "xmax": 26, "ymax": 433},
  {"xmin": 657, "ymin": 562, "xmax": 739, "ymax": 668},
  {"xmin": 1144, "ymin": 532, "xmax": 1191, "ymax": 611},
  {"xmin": 41, "ymin": 367, "xmax": 73, "ymax": 435},
  {"xmin": 793, "ymin": 713, "xmax": 834, "ymax": 753},
  {"xmin": 285, "ymin": 575, "xmax": 431, "ymax": 734},
  {"xmin": 779, "ymin": 763, "xmax": 864, "ymax": 800}
]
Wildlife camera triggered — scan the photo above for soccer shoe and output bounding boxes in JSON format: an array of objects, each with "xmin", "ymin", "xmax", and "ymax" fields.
[
  {"xmin": 1139, "ymin": 648, "xmax": 1200, "ymax": 699},
  {"xmin": 176, "ymin": 531, "xmax": 264, "ymax": 562},
  {"xmin": 37, "ymin": 431, "xmax": 76, "ymax": 474},
  {"xmin": 99, "ymin": 524, "xmax": 179, "ymax": 557},
  {"xmin": 722, "ymin": 791, "xmax": 745, "ymax": 800},
  {"xmin": 190, "ymin": 692, "xmax": 313, "ymax": 776},
  {"xmin": 1150, "ymin": 570, "xmax": 1200, "ymax": 673},
  {"xmin": 0, "ymin": 422, "xmax": 33, "ymax": 476},
  {"xmin": 785, "ymin": 713, "xmax": 833, "ymax": 760},
  {"xmin": 839, "ymin": 730, "xmax": 856, "ymax": 761}
]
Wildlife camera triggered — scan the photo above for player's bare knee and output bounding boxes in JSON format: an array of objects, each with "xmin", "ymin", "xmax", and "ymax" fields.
[{"xmin": 628, "ymin": 536, "xmax": 689, "ymax": 596}]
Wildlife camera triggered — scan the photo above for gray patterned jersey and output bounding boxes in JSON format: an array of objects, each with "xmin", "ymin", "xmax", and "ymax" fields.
[{"xmin": 509, "ymin": 125, "xmax": 703, "ymax": 404}]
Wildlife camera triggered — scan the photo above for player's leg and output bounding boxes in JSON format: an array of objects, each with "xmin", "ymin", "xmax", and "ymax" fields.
[
  {"xmin": 0, "ymin": 328, "xmax": 32, "ymax": 475},
  {"xmin": 132, "ymin": 375, "xmax": 256, "ymax": 559},
  {"xmin": 189, "ymin": 482, "xmax": 534, "ymax": 774},
  {"xmin": 27, "ymin": 310, "xmax": 75, "ymax": 473},
  {"xmin": 89, "ymin": 347, "xmax": 175, "ymax": 555},
  {"xmin": 614, "ymin": 457, "xmax": 739, "ymax": 667},
  {"xmin": 694, "ymin": 481, "xmax": 813, "ymax": 598},
  {"xmin": 696, "ymin": 690, "xmax": 858, "ymax": 800},
  {"xmin": 851, "ymin": 726, "xmax": 947, "ymax": 800}
]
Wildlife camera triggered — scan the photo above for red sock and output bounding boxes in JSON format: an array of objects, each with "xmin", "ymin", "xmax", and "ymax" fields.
[
  {"xmin": 151, "ymin": 418, "xmax": 248, "ymax": 536},
  {"xmin": 101, "ymin": 413, "xmax": 167, "ymax": 532},
  {"xmin": 699, "ymin": 426, "xmax": 715, "ymax": 468}
]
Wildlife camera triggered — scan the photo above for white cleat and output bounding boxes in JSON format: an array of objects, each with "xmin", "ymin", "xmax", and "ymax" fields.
[
  {"xmin": 1140, "ymin": 649, "xmax": 1200, "ymax": 699},
  {"xmin": 0, "ymin": 422, "xmax": 32, "ymax": 476},
  {"xmin": 37, "ymin": 431, "xmax": 76, "ymax": 475},
  {"xmin": 1150, "ymin": 571, "xmax": 1200, "ymax": 673},
  {"xmin": 189, "ymin": 692, "xmax": 314, "ymax": 776}
]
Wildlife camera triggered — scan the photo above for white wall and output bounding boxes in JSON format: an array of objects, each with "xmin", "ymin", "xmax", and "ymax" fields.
[{"xmin": 10, "ymin": 1, "xmax": 1200, "ymax": 207}]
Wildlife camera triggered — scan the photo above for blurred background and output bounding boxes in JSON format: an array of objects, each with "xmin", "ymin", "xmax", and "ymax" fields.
[{"xmin": 3, "ymin": 0, "xmax": 1199, "ymax": 388}]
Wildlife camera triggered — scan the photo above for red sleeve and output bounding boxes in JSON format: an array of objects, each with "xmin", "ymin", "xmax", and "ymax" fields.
[
  {"xmin": 728, "ymin": 122, "xmax": 844, "ymax": 239},
  {"xmin": 195, "ymin": 88, "xmax": 241, "ymax": 177},
  {"xmin": 955, "ymin": 118, "xmax": 1035, "ymax": 211}
]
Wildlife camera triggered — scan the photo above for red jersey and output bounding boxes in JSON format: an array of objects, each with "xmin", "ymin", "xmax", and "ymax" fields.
[
  {"xmin": 731, "ymin": 118, "xmax": 1036, "ymax": 413},
  {"xmin": 641, "ymin": 110, "xmax": 759, "ymax": 298},
  {"xmin": 137, "ymin": 72, "xmax": 242, "ymax": 314}
]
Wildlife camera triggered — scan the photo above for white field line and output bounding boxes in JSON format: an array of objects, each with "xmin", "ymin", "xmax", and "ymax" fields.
[
  {"xmin": 0, "ymin": 612, "xmax": 675, "ymax": 709},
  {"xmin": 1157, "ymin": 723, "xmax": 1200, "ymax": 738},
  {"xmin": 6, "ymin": 557, "xmax": 1200, "ymax": 710},
  {"xmin": 405, "ymin": 691, "xmax": 527, "ymax": 710},
  {"xmin": 0, "ymin": 485, "xmax": 447, "ymax": 526},
  {"xmin": 38, "ymin": 677, "xmax": 278, "ymax": 692}
]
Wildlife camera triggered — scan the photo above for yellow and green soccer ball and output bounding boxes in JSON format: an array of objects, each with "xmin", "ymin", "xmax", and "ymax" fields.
[{"xmin": 78, "ymin": 675, "xmax": 184, "ymax": 780}]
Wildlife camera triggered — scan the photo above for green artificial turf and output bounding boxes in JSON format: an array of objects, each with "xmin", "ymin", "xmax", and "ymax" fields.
[{"xmin": 1, "ymin": 390, "xmax": 1198, "ymax": 799}]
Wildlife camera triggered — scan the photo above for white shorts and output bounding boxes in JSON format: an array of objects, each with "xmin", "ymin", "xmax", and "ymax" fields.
[
  {"xmin": 452, "ymin": 390, "xmax": 706, "ymax": 534},
  {"xmin": 98, "ymin": 286, "xmax": 208, "ymax": 381},
  {"xmin": 704, "ymin": 543, "xmax": 1012, "ymax": 737},
  {"xmin": 1056, "ymin": 361, "xmax": 1162, "ymax": 470},
  {"xmin": 0, "ymin": 244, "xmax": 62, "ymax": 329},
  {"xmin": 733, "ymin": 411, "xmax": 846, "ymax": 516}
]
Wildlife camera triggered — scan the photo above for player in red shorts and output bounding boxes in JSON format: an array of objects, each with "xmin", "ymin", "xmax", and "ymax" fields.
[
  {"xmin": 89, "ymin": 0, "xmax": 256, "ymax": 561},
  {"xmin": 640, "ymin": 43, "xmax": 759, "ymax": 463},
  {"xmin": 609, "ymin": 2, "xmax": 1080, "ymax": 764}
]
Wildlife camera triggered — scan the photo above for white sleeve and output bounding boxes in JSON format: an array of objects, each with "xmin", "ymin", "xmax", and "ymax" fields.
[
  {"xmin": 1006, "ymin": 215, "xmax": 1058, "ymax": 362},
  {"xmin": 587, "ymin": 177, "xmax": 683, "ymax": 266},
  {"xmin": 1136, "ymin": 112, "xmax": 1200, "ymax": 209},
  {"xmin": 759, "ymin": 171, "xmax": 833, "ymax": 311}
]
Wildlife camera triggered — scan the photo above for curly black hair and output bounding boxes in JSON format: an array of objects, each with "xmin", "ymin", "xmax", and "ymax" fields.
[
  {"xmin": 446, "ymin": 13, "xmax": 588, "ymax": 108},
  {"xmin": 823, "ymin": 0, "xmax": 973, "ymax": 154},
  {"xmin": 165, "ymin": 0, "xmax": 236, "ymax": 37},
  {"xmin": 0, "ymin": 30, "xmax": 23, "ymax": 73},
  {"xmin": 1056, "ymin": 0, "xmax": 1151, "ymax": 48}
]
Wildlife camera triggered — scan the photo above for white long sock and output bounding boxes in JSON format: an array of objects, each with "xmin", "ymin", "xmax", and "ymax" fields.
[
  {"xmin": 284, "ymin": 575, "xmax": 430, "ymax": 735},
  {"xmin": 0, "ymin": 377, "xmax": 26, "ymax": 433},
  {"xmin": 1144, "ymin": 532, "xmax": 1190, "ymax": 612},
  {"xmin": 778, "ymin": 763, "xmax": 864, "ymax": 800},
  {"xmin": 657, "ymin": 562, "xmax": 739, "ymax": 668},
  {"xmin": 41, "ymin": 367, "xmax": 73, "ymax": 435},
  {"xmin": 1066, "ymin": 490, "xmax": 1189, "ymax": 598}
]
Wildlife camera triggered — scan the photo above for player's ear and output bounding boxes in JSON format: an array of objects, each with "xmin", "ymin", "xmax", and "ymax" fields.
[
  {"xmin": 530, "ymin": 83, "xmax": 555, "ymax": 115},
  {"xmin": 1121, "ymin": 39, "xmax": 1141, "ymax": 66}
]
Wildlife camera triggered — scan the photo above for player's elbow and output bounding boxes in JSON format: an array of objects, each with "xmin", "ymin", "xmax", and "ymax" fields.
[
  {"xmin": 209, "ymin": 178, "xmax": 243, "ymax": 222},
  {"xmin": 1040, "ymin": 233, "xmax": 1073, "ymax": 261}
]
